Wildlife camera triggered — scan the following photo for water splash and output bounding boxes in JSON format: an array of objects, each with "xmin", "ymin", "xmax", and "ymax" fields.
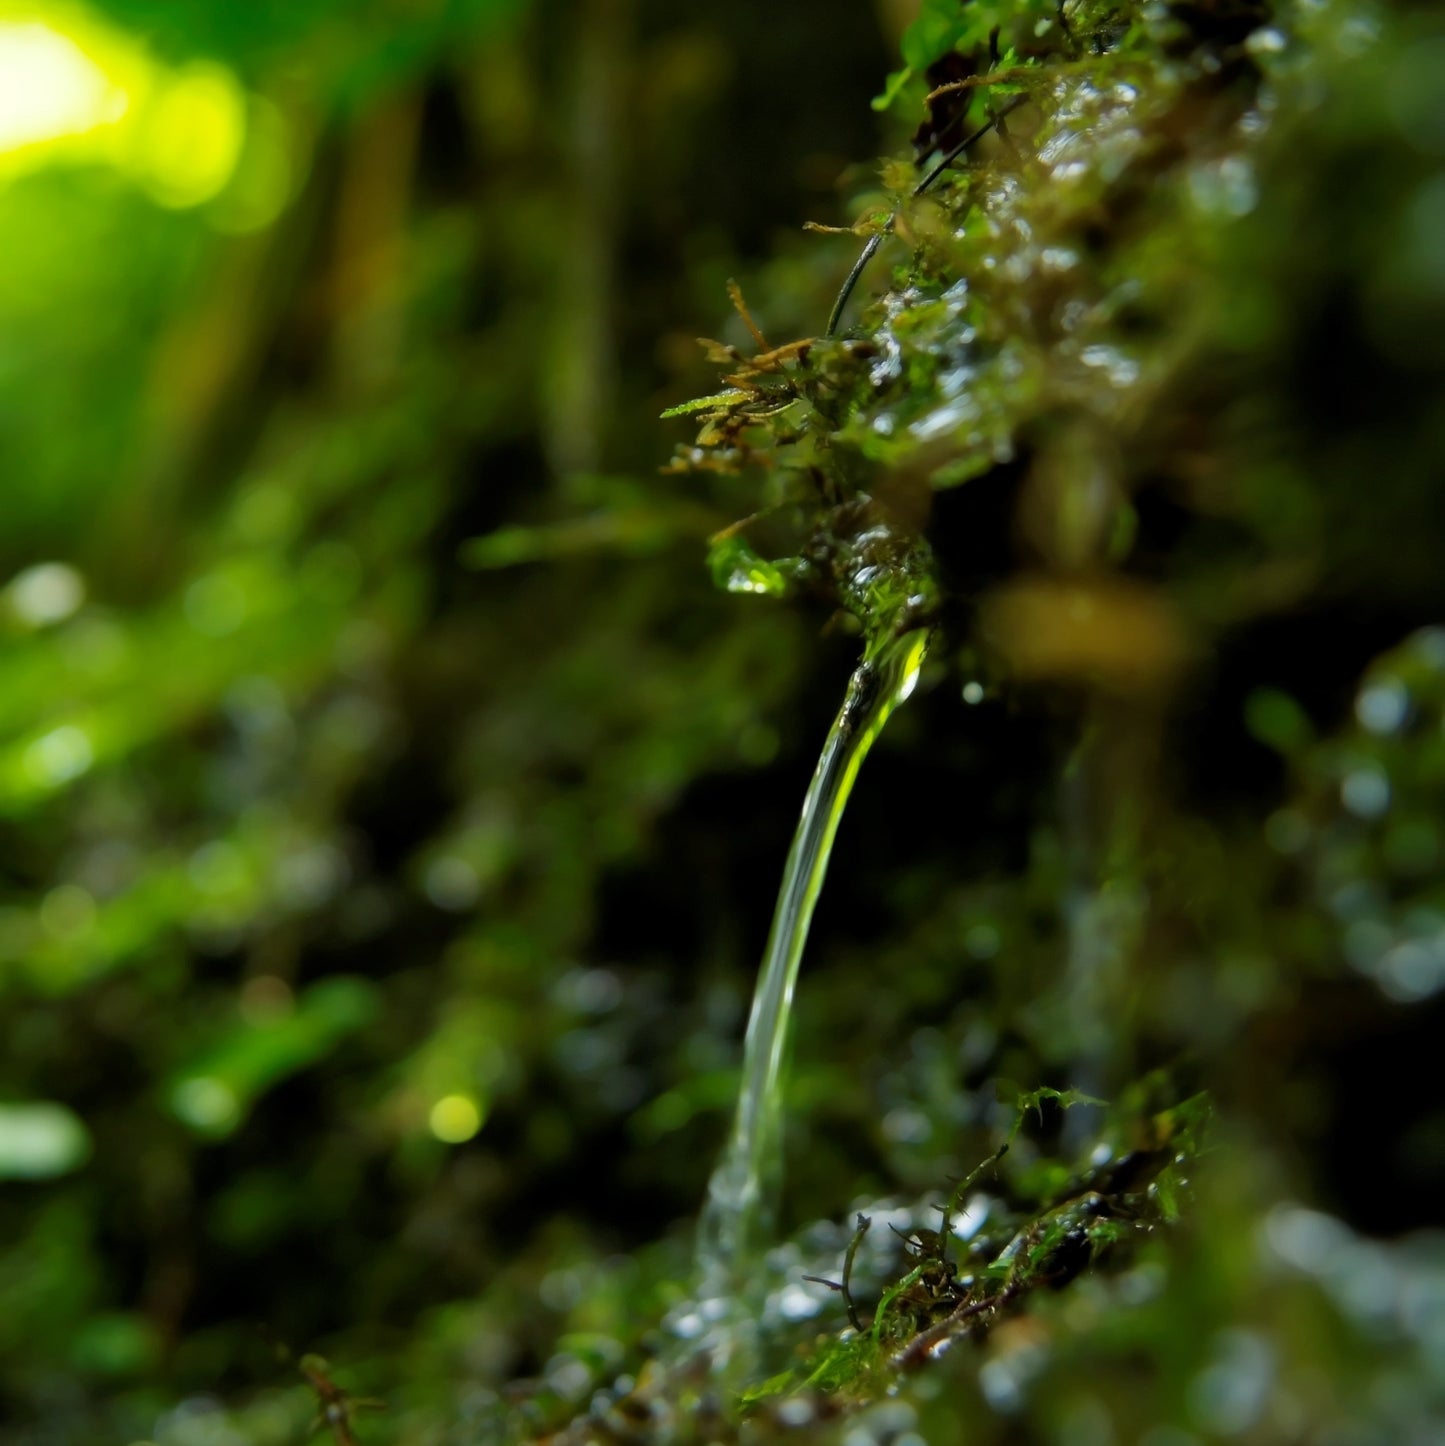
[{"xmin": 694, "ymin": 627, "xmax": 929, "ymax": 1356}]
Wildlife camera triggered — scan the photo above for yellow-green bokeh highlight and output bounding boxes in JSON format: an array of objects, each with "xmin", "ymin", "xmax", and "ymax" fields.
[
  {"xmin": 0, "ymin": 1, "xmax": 293, "ymax": 227},
  {"xmin": 429, "ymin": 1094, "xmax": 485, "ymax": 1144}
]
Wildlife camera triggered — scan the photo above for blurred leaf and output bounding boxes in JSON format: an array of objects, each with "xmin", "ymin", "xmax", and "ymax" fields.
[
  {"xmin": 660, "ymin": 389, "xmax": 750, "ymax": 419},
  {"xmin": 167, "ymin": 976, "xmax": 379, "ymax": 1138},
  {"xmin": 706, "ymin": 532, "xmax": 797, "ymax": 599},
  {"xmin": 1245, "ymin": 687, "xmax": 1315, "ymax": 755}
]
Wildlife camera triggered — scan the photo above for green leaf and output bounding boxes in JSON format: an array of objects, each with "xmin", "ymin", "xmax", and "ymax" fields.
[
  {"xmin": 740, "ymin": 1369, "xmax": 798, "ymax": 1406},
  {"xmin": 1245, "ymin": 687, "xmax": 1314, "ymax": 755},
  {"xmin": 1005, "ymin": 1084, "xmax": 1108, "ymax": 1140},
  {"xmin": 660, "ymin": 389, "xmax": 749, "ymax": 419},
  {"xmin": 706, "ymin": 533, "xmax": 798, "ymax": 599},
  {"xmin": 900, "ymin": 0, "xmax": 972, "ymax": 71},
  {"xmin": 168, "ymin": 976, "xmax": 379, "ymax": 1139},
  {"xmin": 873, "ymin": 0, "xmax": 980, "ymax": 111},
  {"xmin": 872, "ymin": 65, "xmax": 914, "ymax": 112}
]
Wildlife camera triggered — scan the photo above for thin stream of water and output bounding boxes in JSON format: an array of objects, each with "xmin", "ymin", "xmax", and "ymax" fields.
[{"xmin": 694, "ymin": 629, "xmax": 929, "ymax": 1335}]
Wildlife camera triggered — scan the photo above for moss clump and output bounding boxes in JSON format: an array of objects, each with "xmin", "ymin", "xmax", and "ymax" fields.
[
  {"xmin": 665, "ymin": 0, "xmax": 1279, "ymax": 667},
  {"xmin": 581, "ymin": 0, "xmax": 1445, "ymax": 1437},
  {"xmin": 528, "ymin": 1084, "xmax": 1209, "ymax": 1443}
]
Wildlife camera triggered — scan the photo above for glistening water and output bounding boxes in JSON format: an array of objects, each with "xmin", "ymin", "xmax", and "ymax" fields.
[{"xmin": 692, "ymin": 628, "xmax": 929, "ymax": 1366}]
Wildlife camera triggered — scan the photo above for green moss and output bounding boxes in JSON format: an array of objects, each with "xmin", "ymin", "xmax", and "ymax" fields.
[
  {"xmin": 665, "ymin": 0, "xmax": 1286, "ymax": 671},
  {"xmin": 535, "ymin": 1085, "xmax": 1212, "ymax": 1440},
  {"xmin": 609, "ymin": 0, "xmax": 1445, "ymax": 1434}
]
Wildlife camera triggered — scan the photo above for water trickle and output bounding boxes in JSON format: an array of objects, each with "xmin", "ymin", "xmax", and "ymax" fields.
[{"xmin": 693, "ymin": 627, "xmax": 929, "ymax": 1357}]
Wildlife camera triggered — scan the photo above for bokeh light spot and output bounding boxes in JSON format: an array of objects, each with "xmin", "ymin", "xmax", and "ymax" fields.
[
  {"xmin": 0, "ymin": 21, "xmax": 126, "ymax": 153},
  {"xmin": 6, "ymin": 562, "xmax": 85, "ymax": 626},
  {"xmin": 23, "ymin": 725, "xmax": 94, "ymax": 788},
  {"xmin": 135, "ymin": 62, "xmax": 246, "ymax": 208},
  {"xmin": 39, "ymin": 883, "xmax": 96, "ymax": 939},
  {"xmin": 429, "ymin": 1093, "xmax": 484, "ymax": 1144},
  {"xmin": 211, "ymin": 97, "xmax": 293, "ymax": 234},
  {"xmin": 184, "ymin": 573, "xmax": 247, "ymax": 637},
  {"xmin": 0, "ymin": 1101, "xmax": 92, "ymax": 1179},
  {"xmin": 172, "ymin": 1077, "xmax": 241, "ymax": 1135}
]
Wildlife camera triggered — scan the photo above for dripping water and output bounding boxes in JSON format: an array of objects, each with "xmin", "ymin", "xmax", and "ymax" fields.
[{"xmin": 692, "ymin": 628, "xmax": 929, "ymax": 1361}]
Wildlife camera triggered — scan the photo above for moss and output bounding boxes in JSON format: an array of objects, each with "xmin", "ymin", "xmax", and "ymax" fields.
[
  {"xmin": 531, "ymin": 1085, "xmax": 1211, "ymax": 1441},
  {"xmin": 569, "ymin": 0, "xmax": 1445, "ymax": 1436},
  {"xmin": 662, "ymin": 0, "xmax": 1306, "ymax": 677}
]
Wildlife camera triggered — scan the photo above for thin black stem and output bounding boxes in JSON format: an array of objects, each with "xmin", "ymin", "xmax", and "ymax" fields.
[
  {"xmin": 890, "ymin": 1281, "xmax": 1023, "ymax": 1370},
  {"xmin": 823, "ymin": 94, "xmax": 1029, "ymax": 338},
  {"xmin": 912, "ymin": 93, "xmax": 1027, "ymax": 197},
  {"xmin": 840, "ymin": 1212, "xmax": 871, "ymax": 1331},
  {"xmin": 824, "ymin": 231, "xmax": 886, "ymax": 339}
]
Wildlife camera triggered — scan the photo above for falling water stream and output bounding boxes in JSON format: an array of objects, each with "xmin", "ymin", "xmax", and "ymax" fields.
[{"xmin": 693, "ymin": 627, "xmax": 930, "ymax": 1356}]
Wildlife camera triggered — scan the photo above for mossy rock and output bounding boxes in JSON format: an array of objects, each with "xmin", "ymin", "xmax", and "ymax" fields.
[{"xmin": 513, "ymin": 0, "xmax": 1445, "ymax": 1440}]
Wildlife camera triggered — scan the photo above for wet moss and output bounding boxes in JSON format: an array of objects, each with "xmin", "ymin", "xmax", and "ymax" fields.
[
  {"xmin": 528, "ymin": 1085, "xmax": 1210, "ymax": 1442},
  {"xmin": 665, "ymin": 0, "xmax": 1280, "ymax": 665},
  {"xmin": 584, "ymin": 0, "xmax": 1445, "ymax": 1436}
]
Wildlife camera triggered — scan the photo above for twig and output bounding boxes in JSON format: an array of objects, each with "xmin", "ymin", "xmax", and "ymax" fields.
[
  {"xmin": 890, "ymin": 1281, "xmax": 1022, "ymax": 1370},
  {"xmin": 912, "ymin": 94, "xmax": 1028, "ymax": 198},
  {"xmin": 803, "ymin": 1212, "xmax": 872, "ymax": 1331},
  {"xmin": 937, "ymin": 1143, "xmax": 1008, "ymax": 1266},
  {"xmin": 727, "ymin": 278, "xmax": 769, "ymax": 352},
  {"xmin": 924, "ymin": 67, "xmax": 1037, "ymax": 104},
  {"xmin": 824, "ymin": 232, "xmax": 887, "ymax": 339},
  {"xmin": 823, "ymin": 95, "xmax": 1029, "ymax": 338}
]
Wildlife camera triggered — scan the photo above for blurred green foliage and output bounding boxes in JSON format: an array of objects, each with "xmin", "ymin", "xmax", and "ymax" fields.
[
  {"xmin": 0, "ymin": 0, "xmax": 894, "ymax": 1437},
  {"xmin": 2, "ymin": 0, "xmax": 1444, "ymax": 1442}
]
